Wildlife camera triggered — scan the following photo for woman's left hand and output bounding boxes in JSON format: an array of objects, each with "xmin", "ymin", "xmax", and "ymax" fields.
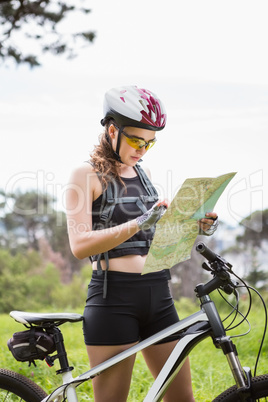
[{"xmin": 198, "ymin": 212, "xmax": 218, "ymax": 235}]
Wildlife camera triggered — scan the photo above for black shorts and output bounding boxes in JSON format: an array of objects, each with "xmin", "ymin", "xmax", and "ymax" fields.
[{"xmin": 83, "ymin": 270, "xmax": 180, "ymax": 345}]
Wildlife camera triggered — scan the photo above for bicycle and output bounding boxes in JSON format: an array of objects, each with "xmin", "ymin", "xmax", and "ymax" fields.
[{"xmin": 1, "ymin": 241, "xmax": 267, "ymax": 401}]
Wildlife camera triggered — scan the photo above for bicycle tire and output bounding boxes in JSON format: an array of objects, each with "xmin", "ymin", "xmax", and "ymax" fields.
[
  {"xmin": 213, "ymin": 374, "xmax": 268, "ymax": 401},
  {"xmin": 0, "ymin": 368, "xmax": 47, "ymax": 401}
]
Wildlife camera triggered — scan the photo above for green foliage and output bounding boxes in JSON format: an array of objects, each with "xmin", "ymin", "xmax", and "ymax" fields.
[
  {"xmin": 0, "ymin": 188, "xmax": 91, "ymax": 313},
  {"xmin": 0, "ymin": 0, "xmax": 96, "ymax": 67},
  {"xmin": 0, "ymin": 249, "xmax": 41, "ymax": 312},
  {"xmin": 0, "ymin": 248, "xmax": 92, "ymax": 313},
  {"xmin": 51, "ymin": 265, "xmax": 92, "ymax": 309},
  {"xmin": 174, "ymin": 296, "xmax": 199, "ymax": 318}
]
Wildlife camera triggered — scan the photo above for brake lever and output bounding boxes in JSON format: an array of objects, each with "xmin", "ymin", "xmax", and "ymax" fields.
[{"xmin": 202, "ymin": 262, "xmax": 213, "ymax": 272}]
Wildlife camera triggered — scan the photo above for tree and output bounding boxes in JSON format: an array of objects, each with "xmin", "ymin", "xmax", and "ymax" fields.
[
  {"xmin": 5, "ymin": 190, "xmax": 56, "ymax": 250},
  {"xmin": 237, "ymin": 209, "xmax": 268, "ymax": 247},
  {"xmin": 0, "ymin": 0, "xmax": 96, "ymax": 67},
  {"xmin": 0, "ymin": 189, "xmax": 22, "ymax": 250},
  {"xmin": 1, "ymin": 188, "xmax": 85, "ymax": 275},
  {"xmin": 244, "ymin": 247, "xmax": 268, "ymax": 290},
  {"xmin": 236, "ymin": 209, "xmax": 268, "ymax": 289}
]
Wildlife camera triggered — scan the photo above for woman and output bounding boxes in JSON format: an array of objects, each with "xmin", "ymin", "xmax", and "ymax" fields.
[{"xmin": 66, "ymin": 85, "xmax": 218, "ymax": 402}]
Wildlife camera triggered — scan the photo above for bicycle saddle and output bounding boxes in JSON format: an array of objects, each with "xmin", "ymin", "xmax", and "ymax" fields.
[{"xmin": 10, "ymin": 310, "xmax": 83, "ymax": 326}]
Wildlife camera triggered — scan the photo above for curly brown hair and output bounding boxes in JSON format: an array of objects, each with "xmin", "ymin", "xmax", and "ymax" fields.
[{"xmin": 89, "ymin": 121, "xmax": 124, "ymax": 189}]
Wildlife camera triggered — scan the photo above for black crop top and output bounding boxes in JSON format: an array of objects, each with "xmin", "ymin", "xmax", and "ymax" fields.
[{"xmin": 91, "ymin": 174, "xmax": 158, "ymax": 261}]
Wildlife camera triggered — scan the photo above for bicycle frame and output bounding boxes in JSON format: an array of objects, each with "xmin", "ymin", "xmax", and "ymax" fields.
[
  {"xmin": 41, "ymin": 310, "xmax": 209, "ymax": 402},
  {"xmin": 42, "ymin": 297, "xmax": 249, "ymax": 402}
]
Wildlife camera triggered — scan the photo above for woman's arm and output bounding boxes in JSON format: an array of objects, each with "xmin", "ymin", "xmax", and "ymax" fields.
[{"xmin": 66, "ymin": 164, "xmax": 140, "ymax": 260}]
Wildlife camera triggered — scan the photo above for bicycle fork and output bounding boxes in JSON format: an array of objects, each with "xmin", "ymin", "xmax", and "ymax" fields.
[{"xmin": 199, "ymin": 293, "xmax": 252, "ymax": 401}]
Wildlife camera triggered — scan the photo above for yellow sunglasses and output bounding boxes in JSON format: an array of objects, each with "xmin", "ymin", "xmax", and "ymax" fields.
[{"xmin": 121, "ymin": 130, "xmax": 157, "ymax": 151}]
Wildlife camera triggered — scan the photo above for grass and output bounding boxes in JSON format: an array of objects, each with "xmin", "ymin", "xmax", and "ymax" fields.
[{"xmin": 0, "ymin": 294, "xmax": 267, "ymax": 401}]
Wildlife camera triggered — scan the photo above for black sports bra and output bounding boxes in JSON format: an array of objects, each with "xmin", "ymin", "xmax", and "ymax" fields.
[{"xmin": 90, "ymin": 174, "xmax": 157, "ymax": 261}]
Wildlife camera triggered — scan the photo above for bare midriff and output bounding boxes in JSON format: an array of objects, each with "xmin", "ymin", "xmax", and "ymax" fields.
[{"xmin": 92, "ymin": 254, "xmax": 147, "ymax": 273}]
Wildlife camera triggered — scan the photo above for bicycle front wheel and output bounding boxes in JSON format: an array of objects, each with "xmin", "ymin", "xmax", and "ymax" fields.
[
  {"xmin": 213, "ymin": 374, "xmax": 268, "ymax": 401},
  {"xmin": 0, "ymin": 368, "xmax": 47, "ymax": 401}
]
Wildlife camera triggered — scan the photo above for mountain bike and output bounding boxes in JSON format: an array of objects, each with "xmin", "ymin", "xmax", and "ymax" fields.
[{"xmin": 1, "ymin": 241, "xmax": 267, "ymax": 401}]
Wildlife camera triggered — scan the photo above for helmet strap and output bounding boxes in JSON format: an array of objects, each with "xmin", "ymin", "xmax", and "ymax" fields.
[
  {"xmin": 105, "ymin": 123, "xmax": 123, "ymax": 163},
  {"xmin": 113, "ymin": 126, "xmax": 123, "ymax": 163}
]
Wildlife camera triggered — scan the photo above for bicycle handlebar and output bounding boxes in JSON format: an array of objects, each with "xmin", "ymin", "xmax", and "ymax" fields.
[
  {"xmin": 196, "ymin": 242, "xmax": 218, "ymax": 262},
  {"xmin": 195, "ymin": 242, "xmax": 236, "ymax": 297},
  {"xmin": 196, "ymin": 242, "xmax": 232, "ymax": 269}
]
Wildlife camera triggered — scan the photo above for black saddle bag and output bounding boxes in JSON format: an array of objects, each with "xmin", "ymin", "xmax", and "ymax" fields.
[{"xmin": 7, "ymin": 327, "xmax": 56, "ymax": 365}]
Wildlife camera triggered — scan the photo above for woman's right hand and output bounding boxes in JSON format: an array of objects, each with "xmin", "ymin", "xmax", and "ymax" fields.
[{"xmin": 136, "ymin": 201, "xmax": 168, "ymax": 230}]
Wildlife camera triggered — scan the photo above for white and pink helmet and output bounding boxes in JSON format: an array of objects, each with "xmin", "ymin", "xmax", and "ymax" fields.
[{"xmin": 101, "ymin": 85, "xmax": 167, "ymax": 131}]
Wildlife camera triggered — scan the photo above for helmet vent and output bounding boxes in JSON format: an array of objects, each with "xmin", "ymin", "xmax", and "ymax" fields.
[{"xmin": 139, "ymin": 99, "xmax": 148, "ymax": 112}]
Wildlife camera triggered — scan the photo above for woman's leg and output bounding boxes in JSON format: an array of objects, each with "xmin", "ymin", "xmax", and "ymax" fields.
[
  {"xmin": 86, "ymin": 343, "xmax": 137, "ymax": 402},
  {"xmin": 142, "ymin": 341, "xmax": 195, "ymax": 402}
]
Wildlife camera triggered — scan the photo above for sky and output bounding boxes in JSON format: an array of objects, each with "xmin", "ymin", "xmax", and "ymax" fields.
[{"xmin": 1, "ymin": 0, "xmax": 268, "ymax": 230}]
